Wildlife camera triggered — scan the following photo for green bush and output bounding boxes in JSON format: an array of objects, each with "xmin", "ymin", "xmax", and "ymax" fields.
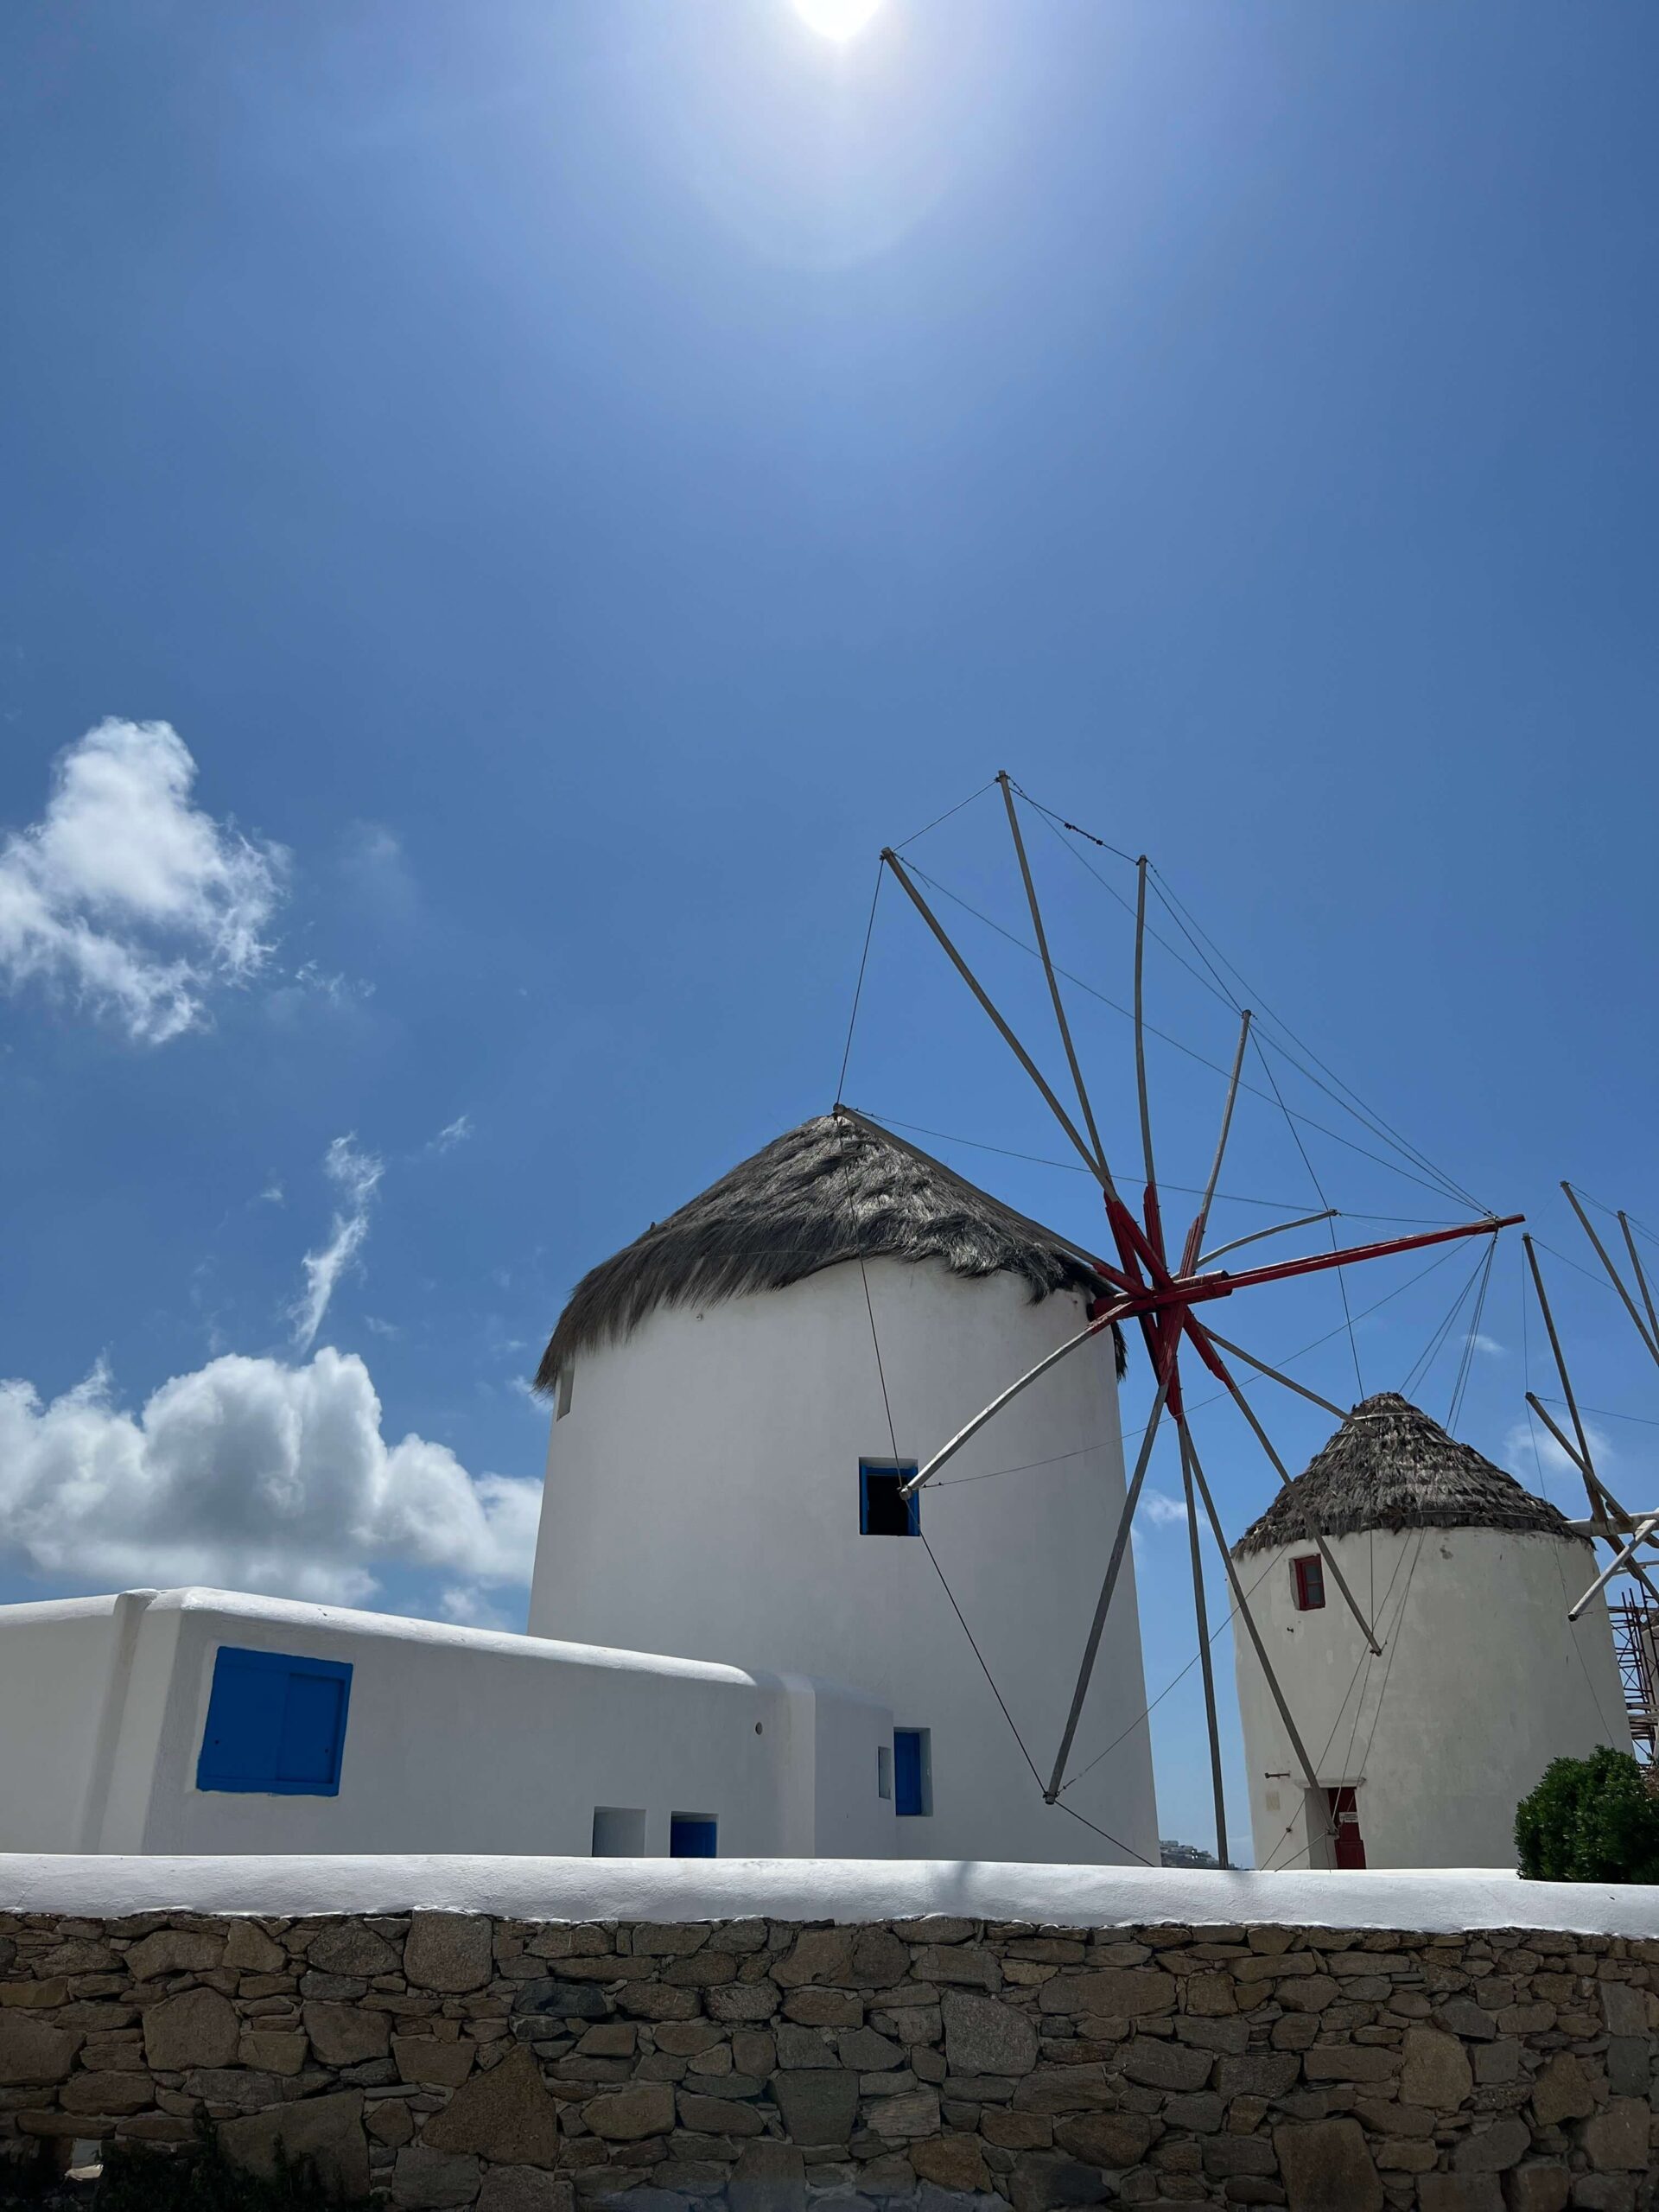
[
  {"xmin": 1515, "ymin": 1745, "xmax": 1659, "ymax": 1883},
  {"xmin": 94, "ymin": 2117, "xmax": 359, "ymax": 2212}
]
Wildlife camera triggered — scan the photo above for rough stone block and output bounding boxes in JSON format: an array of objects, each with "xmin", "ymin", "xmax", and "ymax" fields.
[
  {"xmin": 303, "ymin": 2000, "xmax": 391, "ymax": 2066},
  {"xmin": 909, "ymin": 2133, "xmax": 987, "ymax": 2190},
  {"xmin": 392, "ymin": 2147, "xmax": 483, "ymax": 2208},
  {"xmin": 1121, "ymin": 2037, "xmax": 1213, "ymax": 2093},
  {"xmin": 1504, "ymin": 2168, "xmax": 1569, "ymax": 2212},
  {"xmin": 1300, "ymin": 2044, "xmax": 1398, "ymax": 2083},
  {"xmin": 775, "ymin": 2025, "xmax": 838, "ymax": 2069},
  {"xmin": 706, "ymin": 1982, "xmax": 782, "ymax": 2024},
  {"xmin": 863, "ymin": 2088, "xmax": 940, "ymax": 2139},
  {"xmin": 126, "ymin": 1930, "xmax": 225, "ymax": 1981},
  {"xmin": 238, "ymin": 2032, "xmax": 307, "ymax": 2076},
  {"xmin": 394, "ymin": 2034, "xmax": 475, "ymax": 2088},
  {"xmin": 512, "ymin": 1980, "xmax": 610, "ymax": 2022},
  {"xmin": 308, "ymin": 1926, "xmax": 401, "ymax": 1978},
  {"xmin": 941, "ymin": 1990, "xmax": 1038, "ymax": 2078},
  {"xmin": 0, "ymin": 2018, "xmax": 80, "ymax": 2087},
  {"xmin": 143, "ymin": 1988, "xmax": 238, "ymax": 2071},
  {"xmin": 849, "ymin": 1931, "xmax": 910, "ymax": 1989},
  {"xmin": 1010, "ymin": 2065, "xmax": 1116, "ymax": 2114},
  {"xmin": 1419, "ymin": 2179, "xmax": 1503, "ymax": 2211},
  {"xmin": 1530, "ymin": 2054, "xmax": 1595, "ymax": 2128},
  {"xmin": 1579, "ymin": 2099, "xmax": 1649, "ymax": 2172},
  {"xmin": 220, "ymin": 2088, "xmax": 369, "ymax": 2202},
  {"xmin": 676, "ymin": 2092, "xmax": 766, "ymax": 2137},
  {"xmin": 1007, "ymin": 2152, "xmax": 1110, "ymax": 2212},
  {"xmin": 1454, "ymin": 2118, "xmax": 1531, "ymax": 2172},
  {"xmin": 1215, "ymin": 2054, "xmax": 1301, "ymax": 2100},
  {"xmin": 1603, "ymin": 2037, "xmax": 1649, "ymax": 2098},
  {"xmin": 770, "ymin": 2067, "xmax": 860, "ymax": 2145},
  {"xmin": 1052, "ymin": 2112, "xmax": 1154, "ymax": 2168},
  {"xmin": 1037, "ymin": 1968, "xmax": 1175, "ymax": 2018},
  {"xmin": 583, "ymin": 2083, "xmax": 677, "ymax": 2141},
  {"xmin": 728, "ymin": 2139, "xmax": 806, "ymax": 2212},
  {"xmin": 1401, "ymin": 2025, "xmax": 1472, "ymax": 2110},
  {"xmin": 1272, "ymin": 2116, "xmax": 1382, "ymax": 2212},
  {"xmin": 475, "ymin": 2168, "xmax": 572, "ymax": 2212},
  {"xmin": 223, "ymin": 1923, "xmax": 286, "ymax": 1974},
  {"xmin": 1599, "ymin": 1983, "xmax": 1646, "ymax": 2038},
  {"xmin": 404, "ymin": 1916, "xmax": 494, "ymax": 1995},
  {"xmin": 421, "ymin": 2046, "xmax": 563, "ymax": 2167}
]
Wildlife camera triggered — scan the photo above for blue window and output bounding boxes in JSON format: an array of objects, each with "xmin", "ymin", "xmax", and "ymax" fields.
[
  {"xmin": 893, "ymin": 1728, "xmax": 931, "ymax": 1817},
  {"xmin": 196, "ymin": 1646, "xmax": 353, "ymax": 1796},
  {"xmin": 860, "ymin": 1460, "xmax": 919, "ymax": 1537},
  {"xmin": 670, "ymin": 1814, "xmax": 717, "ymax": 1858}
]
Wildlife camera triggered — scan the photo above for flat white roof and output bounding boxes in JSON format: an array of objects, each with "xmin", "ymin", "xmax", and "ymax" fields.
[{"xmin": 3, "ymin": 1855, "xmax": 1656, "ymax": 1937}]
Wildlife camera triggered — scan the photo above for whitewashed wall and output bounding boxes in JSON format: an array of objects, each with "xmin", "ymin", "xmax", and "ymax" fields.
[
  {"xmin": 0, "ymin": 1588, "xmax": 895, "ymax": 1859},
  {"xmin": 1232, "ymin": 1524, "xmax": 1632, "ymax": 1871},
  {"xmin": 531, "ymin": 1255, "xmax": 1159, "ymax": 1866}
]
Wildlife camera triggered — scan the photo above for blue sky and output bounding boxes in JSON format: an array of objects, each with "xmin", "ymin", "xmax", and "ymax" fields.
[{"xmin": 3, "ymin": 0, "xmax": 1657, "ymax": 1858}]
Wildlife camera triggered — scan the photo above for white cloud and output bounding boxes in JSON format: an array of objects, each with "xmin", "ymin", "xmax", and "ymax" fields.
[
  {"xmin": 0, "ymin": 1347, "xmax": 542, "ymax": 1605},
  {"xmin": 425, "ymin": 1114, "xmax": 473, "ymax": 1155},
  {"xmin": 1504, "ymin": 1414, "xmax": 1613, "ymax": 1488},
  {"xmin": 1471, "ymin": 1334, "xmax": 1505, "ymax": 1357},
  {"xmin": 291, "ymin": 1136, "xmax": 384, "ymax": 1351},
  {"xmin": 0, "ymin": 720, "xmax": 284, "ymax": 1042},
  {"xmin": 439, "ymin": 1586, "xmax": 518, "ymax": 1631},
  {"xmin": 1143, "ymin": 1490, "xmax": 1190, "ymax": 1527}
]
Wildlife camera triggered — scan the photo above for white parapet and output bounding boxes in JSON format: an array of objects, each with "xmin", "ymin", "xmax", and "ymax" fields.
[{"xmin": 1, "ymin": 1853, "xmax": 1657, "ymax": 1940}]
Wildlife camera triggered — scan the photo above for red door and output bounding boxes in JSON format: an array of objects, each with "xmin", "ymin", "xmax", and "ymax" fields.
[{"xmin": 1327, "ymin": 1787, "xmax": 1366, "ymax": 1869}]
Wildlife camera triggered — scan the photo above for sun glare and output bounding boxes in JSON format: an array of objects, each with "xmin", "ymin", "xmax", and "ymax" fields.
[{"xmin": 791, "ymin": 0, "xmax": 886, "ymax": 41}]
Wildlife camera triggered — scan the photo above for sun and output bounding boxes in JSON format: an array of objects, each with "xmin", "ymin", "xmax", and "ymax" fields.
[{"xmin": 791, "ymin": 0, "xmax": 887, "ymax": 40}]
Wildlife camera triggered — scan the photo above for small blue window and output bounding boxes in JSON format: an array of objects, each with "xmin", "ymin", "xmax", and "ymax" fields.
[
  {"xmin": 894, "ymin": 1728, "xmax": 931, "ymax": 1817},
  {"xmin": 861, "ymin": 1460, "xmax": 919, "ymax": 1537},
  {"xmin": 670, "ymin": 1814, "xmax": 717, "ymax": 1858},
  {"xmin": 196, "ymin": 1646, "xmax": 353, "ymax": 1796}
]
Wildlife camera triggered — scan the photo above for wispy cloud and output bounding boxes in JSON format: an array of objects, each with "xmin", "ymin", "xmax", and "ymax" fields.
[
  {"xmin": 0, "ymin": 1348, "xmax": 540, "ymax": 1605},
  {"xmin": 0, "ymin": 720, "xmax": 285, "ymax": 1042},
  {"xmin": 1505, "ymin": 1414, "xmax": 1613, "ymax": 1487},
  {"xmin": 425, "ymin": 1113, "xmax": 473, "ymax": 1156},
  {"xmin": 290, "ymin": 1135, "xmax": 385, "ymax": 1351},
  {"xmin": 1471, "ymin": 1334, "xmax": 1505, "ymax": 1357},
  {"xmin": 1143, "ymin": 1490, "xmax": 1191, "ymax": 1528}
]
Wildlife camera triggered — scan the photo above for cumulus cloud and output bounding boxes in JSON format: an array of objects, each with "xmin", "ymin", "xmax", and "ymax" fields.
[
  {"xmin": 0, "ymin": 1348, "xmax": 542, "ymax": 1605},
  {"xmin": 291, "ymin": 1136, "xmax": 384, "ymax": 1351},
  {"xmin": 0, "ymin": 720, "xmax": 284, "ymax": 1042}
]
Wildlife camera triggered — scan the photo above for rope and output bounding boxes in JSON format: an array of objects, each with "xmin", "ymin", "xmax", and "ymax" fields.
[
  {"xmin": 855, "ymin": 1109, "xmax": 1462, "ymax": 1222},
  {"xmin": 893, "ymin": 779, "xmax": 998, "ymax": 852},
  {"xmin": 836, "ymin": 864, "xmax": 883, "ymax": 1102},
  {"xmin": 1249, "ymin": 1029, "xmax": 1363, "ymax": 1399},
  {"xmin": 1446, "ymin": 1237, "xmax": 1497, "ymax": 1430},
  {"xmin": 901, "ymin": 860, "xmax": 1484, "ymax": 1207}
]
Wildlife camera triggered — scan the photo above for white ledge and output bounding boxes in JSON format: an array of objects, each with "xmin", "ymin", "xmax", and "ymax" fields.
[{"xmin": 1, "ymin": 1856, "xmax": 1657, "ymax": 1938}]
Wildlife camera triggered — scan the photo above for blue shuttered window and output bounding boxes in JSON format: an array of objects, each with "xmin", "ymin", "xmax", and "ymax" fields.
[
  {"xmin": 196, "ymin": 1646, "xmax": 353, "ymax": 1796},
  {"xmin": 670, "ymin": 1815, "xmax": 718, "ymax": 1858},
  {"xmin": 893, "ymin": 1728, "xmax": 931, "ymax": 1817}
]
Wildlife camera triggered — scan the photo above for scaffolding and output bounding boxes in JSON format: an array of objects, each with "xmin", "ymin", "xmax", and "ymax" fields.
[{"xmin": 1610, "ymin": 1599, "xmax": 1659, "ymax": 1762}]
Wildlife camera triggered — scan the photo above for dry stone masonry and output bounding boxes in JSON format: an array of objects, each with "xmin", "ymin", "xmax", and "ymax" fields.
[{"xmin": 0, "ymin": 1908, "xmax": 1655, "ymax": 2211}]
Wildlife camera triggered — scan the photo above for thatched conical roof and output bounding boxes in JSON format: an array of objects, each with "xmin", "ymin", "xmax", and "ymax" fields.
[
  {"xmin": 536, "ymin": 1113, "xmax": 1117, "ymax": 1392},
  {"xmin": 1231, "ymin": 1391, "xmax": 1584, "ymax": 1556}
]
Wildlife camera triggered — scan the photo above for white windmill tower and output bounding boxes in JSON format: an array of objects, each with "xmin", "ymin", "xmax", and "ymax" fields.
[
  {"xmin": 528, "ymin": 1112, "xmax": 1159, "ymax": 1866},
  {"xmin": 1229, "ymin": 1391, "xmax": 1630, "ymax": 1872}
]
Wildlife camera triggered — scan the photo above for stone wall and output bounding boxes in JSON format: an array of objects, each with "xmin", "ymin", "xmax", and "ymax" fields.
[{"xmin": 1, "ymin": 1907, "xmax": 1655, "ymax": 2212}]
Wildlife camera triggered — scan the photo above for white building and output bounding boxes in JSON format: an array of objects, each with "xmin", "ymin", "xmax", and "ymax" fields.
[
  {"xmin": 0, "ymin": 1115, "xmax": 1157, "ymax": 1865},
  {"xmin": 1230, "ymin": 1391, "xmax": 1630, "ymax": 1872},
  {"xmin": 530, "ymin": 1113, "xmax": 1160, "ymax": 1866},
  {"xmin": 0, "ymin": 1586, "xmax": 893, "ymax": 1858}
]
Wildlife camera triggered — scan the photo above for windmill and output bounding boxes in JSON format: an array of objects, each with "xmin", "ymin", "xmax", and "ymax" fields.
[{"xmin": 838, "ymin": 772, "xmax": 1522, "ymax": 1866}]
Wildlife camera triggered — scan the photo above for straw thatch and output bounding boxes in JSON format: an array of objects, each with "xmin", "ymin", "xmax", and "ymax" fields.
[
  {"xmin": 1231, "ymin": 1391, "xmax": 1586, "ymax": 1555},
  {"xmin": 536, "ymin": 1113, "xmax": 1122, "ymax": 1392}
]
